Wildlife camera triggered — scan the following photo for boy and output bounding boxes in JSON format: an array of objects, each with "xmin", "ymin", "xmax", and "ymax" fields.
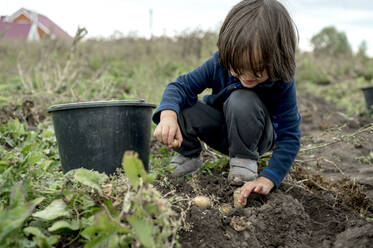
[{"xmin": 153, "ymin": 0, "xmax": 301, "ymax": 204}]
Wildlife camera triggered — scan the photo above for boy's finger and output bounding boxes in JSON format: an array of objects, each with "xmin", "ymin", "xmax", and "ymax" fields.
[
  {"xmin": 161, "ymin": 126, "xmax": 170, "ymax": 145},
  {"xmin": 176, "ymin": 128, "xmax": 183, "ymax": 147},
  {"xmin": 263, "ymin": 186, "xmax": 271, "ymax": 195},
  {"xmin": 153, "ymin": 126, "xmax": 161, "ymax": 142},
  {"xmin": 254, "ymin": 185, "xmax": 263, "ymax": 193},
  {"xmin": 239, "ymin": 183, "xmax": 255, "ymax": 203},
  {"xmin": 167, "ymin": 126, "xmax": 177, "ymax": 147},
  {"xmin": 243, "ymin": 185, "xmax": 255, "ymax": 198}
]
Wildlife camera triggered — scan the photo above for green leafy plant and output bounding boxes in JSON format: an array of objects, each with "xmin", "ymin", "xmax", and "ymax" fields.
[
  {"xmin": 0, "ymin": 120, "xmax": 180, "ymax": 247},
  {"xmin": 200, "ymin": 157, "xmax": 228, "ymax": 175},
  {"xmin": 356, "ymin": 152, "xmax": 373, "ymax": 165},
  {"xmin": 73, "ymin": 169, "xmax": 109, "ymax": 196},
  {"xmin": 0, "ymin": 183, "xmax": 44, "ymax": 246},
  {"xmin": 122, "ymin": 151, "xmax": 149, "ymax": 189},
  {"xmin": 296, "ymin": 56, "xmax": 330, "ymax": 85}
]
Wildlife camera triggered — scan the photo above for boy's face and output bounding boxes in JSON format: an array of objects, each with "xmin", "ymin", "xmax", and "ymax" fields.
[{"xmin": 230, "ymin": 69, "xmax": 269, "ymax": 88}]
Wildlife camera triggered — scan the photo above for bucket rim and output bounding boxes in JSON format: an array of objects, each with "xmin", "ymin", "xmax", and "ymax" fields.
[
  {"xmin": 47, "ymin": 100, "xmax": 156, "ymax": 112},
  {"xmin": 360, "ymin": 86, "xmax": 373, "ymax": 91}
]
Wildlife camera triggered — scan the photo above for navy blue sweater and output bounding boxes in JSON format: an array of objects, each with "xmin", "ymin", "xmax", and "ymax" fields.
[{"xmin": 152, "ymin": 51, "xmax": 301, "ymax": 188}]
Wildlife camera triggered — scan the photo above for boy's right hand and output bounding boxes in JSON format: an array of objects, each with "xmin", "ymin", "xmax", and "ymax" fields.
[{"xmin": 153, "ymin": 110, "xmax": 183, "ymax": 148}]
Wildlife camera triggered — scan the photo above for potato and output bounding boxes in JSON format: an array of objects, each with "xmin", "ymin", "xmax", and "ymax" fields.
[
  {"xmin": 221, "ymin": 204, "xmax": 233, "ymax": 214},
  {"xmin": 233, "ymin": 188, "xmax": 245, "ymax": 208},
  {"xmin": 172, "ymin": 139, "xmax": 179, "ymax": 148},
  {"xmin": 193, "ymin": 196, "xmax": 211, "ymax": 209}
]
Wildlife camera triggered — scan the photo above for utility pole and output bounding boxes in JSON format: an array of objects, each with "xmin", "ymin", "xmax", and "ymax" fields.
[{"xmin": 149, "ymin": 8, "xmax": 153, "ymax": 39}]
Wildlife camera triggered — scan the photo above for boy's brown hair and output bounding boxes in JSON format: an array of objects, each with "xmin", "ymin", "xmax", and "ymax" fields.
[{"xmin": 217, "ymin": 0, "xmax": 297, "ymax": 82}]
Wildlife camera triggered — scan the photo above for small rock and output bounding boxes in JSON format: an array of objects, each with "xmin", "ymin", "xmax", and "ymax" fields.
[
  {"xmin": 224, "ymin": 231, "xmax": 231, "ymax": 240},
  {"xmin": 243, "ymin": 208, "xmax": 253, "ymax": 217}
]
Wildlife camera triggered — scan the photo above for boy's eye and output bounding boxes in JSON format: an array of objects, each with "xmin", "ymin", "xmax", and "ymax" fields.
[
  {"xmin": 231, "ymin": 68, "xmax": 265, "ymax": 79},
  {"xmin": 240, "ymin": 71, "xmax": 262, "ymax": 78}
]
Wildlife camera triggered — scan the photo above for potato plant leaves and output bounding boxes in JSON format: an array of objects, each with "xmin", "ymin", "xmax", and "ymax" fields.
[
  {"xmin": 122, "ymin": 151, "xmax": 147, "ymax": 189},
  {"xmin": 73, "ymin": 168, "xmax": 109, "ymax": 196},
  {"xmin": 32, "ymin": 199, "xmax": 71, "ymax": 221},
  {"xmin": 48, "ymin": 220, "xmax": 80, "ymax": 232},
  {"xmin": 0, "ymin": 120, "xmax": 179, "ymax": 247},
  {"xmin": 82, "ymin": 211, "xmax": 130, "ymax": 248},
  {"xmin": 0, "ymin": 184, "xmax": 43, "ymax": 245},
  {"xmin": 24, "ymin": 226, "xmax": 59, "ymax": 247},
  {"xmin": 127, "ymin": 215, "xmax": 156, "ymax": 248}
]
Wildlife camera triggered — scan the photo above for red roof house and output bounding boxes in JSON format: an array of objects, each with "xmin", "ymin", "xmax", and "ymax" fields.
[{"xmin": 0, "ymin": 8, "xmax": 72, "ymax": 40}]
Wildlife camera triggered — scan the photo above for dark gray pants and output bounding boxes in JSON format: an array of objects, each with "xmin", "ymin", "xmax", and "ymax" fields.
[{"xmin": 174, "ymin": 89, "xmax": 275, "ymax": 160}]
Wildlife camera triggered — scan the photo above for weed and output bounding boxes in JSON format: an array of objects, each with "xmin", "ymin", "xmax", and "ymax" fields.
[
  {"xmin": 356, "ymin": 152, "xmax": 373, "ymax": 165},
  {"xmin": 200, "ymin": 157, "xmax": 229, "ymax": 175},
  {"xmin": 0, "ymin": 120, "xmax": 180, "ymax": 247},
  {"xmin": 299, "ymin": 77, "xmax": 370, "ymax": 116},
  {"xmin": 296, "ymin": 55, "xmax": 330, "ymax": 85}
]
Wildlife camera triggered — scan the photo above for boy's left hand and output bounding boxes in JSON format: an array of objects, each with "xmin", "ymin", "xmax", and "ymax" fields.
[{"xmin": 238, "ymin": 177, "xmax": 274, "ymax": 205}]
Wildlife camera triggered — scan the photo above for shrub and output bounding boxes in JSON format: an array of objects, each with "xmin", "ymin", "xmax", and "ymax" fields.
[
  {"xmin": 311, "ymin": 26, "xmax": 352, "ymax": 58},
  {"xmin": 296, "ymin": 55, "xmax": 330, "ymax": 84}
]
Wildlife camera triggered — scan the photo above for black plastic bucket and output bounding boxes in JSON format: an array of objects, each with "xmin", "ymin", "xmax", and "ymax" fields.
[
  {"xmin": 47, "ymin": 100, "xmax": 156, "ymax": 174},
  {"xmin": 362, "ymin": 86, "xmax": 373, "ymax": 113}
]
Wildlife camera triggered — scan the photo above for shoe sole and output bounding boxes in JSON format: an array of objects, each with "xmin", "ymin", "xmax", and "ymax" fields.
[
  {"xmin": 228, "ymin": 175, "xmax": 257, "ymax": 186},
  {"xmin": 171, "ymin": 164, "xmax": 202, "ymax": 177},
  {"xmin": 228, "ymin": 178, "xmax": 245, "ymax": 186}
]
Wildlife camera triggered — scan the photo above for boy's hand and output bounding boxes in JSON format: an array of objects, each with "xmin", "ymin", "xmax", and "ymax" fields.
[
  {"xmin": 238, "ymin": 177, "xmax": 274, "ymax": 205},
  {"xmin": 154, "ymin": 110, "xmax": 183, "ymax": 148}
]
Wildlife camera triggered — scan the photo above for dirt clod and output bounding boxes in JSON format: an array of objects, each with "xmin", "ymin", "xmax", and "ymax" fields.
[
  {"xmin": 230, "ymin": 216, "xmax": 251, "ymax": 232},
  {"xmin": 0, "ymin": 100, "xmax": 41, "ymax": 127},
  {"xmin": 334, "ymin": 223, "xmax": 373, "ymax": 248}
]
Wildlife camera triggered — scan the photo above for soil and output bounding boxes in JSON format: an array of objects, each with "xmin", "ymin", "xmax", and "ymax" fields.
[
  {"xmin": 155, "ymin": 167, "xmax": 372, "ymax": 248},
  {"xmin": 298, "ymin": 90, "xmax": 373, "ymax": 199},
  {"xmin": 152, "ymin": 88, "xmax": 373, "ymax": 248},
  {"xmin": 3, "ymin": 87, "xmax": 373, "ymax": 247},
  {"xmin": 0, "ymin": 100, "xmax": 42, "ymax": 127}
]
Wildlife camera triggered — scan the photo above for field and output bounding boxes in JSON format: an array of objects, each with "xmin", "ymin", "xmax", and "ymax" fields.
[{"xmin": 1, "ymin": 30, "xmax": 373, "ymax": 247}]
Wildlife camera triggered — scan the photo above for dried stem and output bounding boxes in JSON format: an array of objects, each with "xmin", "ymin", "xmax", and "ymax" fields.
[
  {"xmin": 118, "ymin": 185, "xmax": 131, "ymax": 222},
  {"xmin": 101, "ymin": 202, "xmax": 127, "ymax": 228},
  {"xmin": 322, "ymin": 158, "xmax": 345, "ymax": 176},
  {"xmin": 261, "ymin": 123, "xmax": 373, "ymax": 159},
  {"xmin": 17, "ymin": 60, "xmax": 32, "ymax": 93},
  {"xmin": 55, "ymin": 27, "xmax": 87, "ymax": 92},
  {"xmin": 300, "ymin": 123, "xmax": 373, "ymax": 153}
]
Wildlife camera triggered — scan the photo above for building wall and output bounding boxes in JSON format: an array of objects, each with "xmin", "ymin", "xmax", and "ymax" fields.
[
  {"xmin": 13, "ymin": 14, "xmax": 31, "ymax": 23},
  {"xmin": 37, "ymin": 26, "xmax": 49, "ymax": 38}
]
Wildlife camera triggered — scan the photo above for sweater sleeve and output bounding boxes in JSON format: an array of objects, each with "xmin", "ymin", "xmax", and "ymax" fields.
[
  {"xmin": 260, "ymin": 81, "xmax": 302, "ymax": 188},
  {"xmin": 152, "ymin": 53, "xmax": 217, "ymax": 124}
]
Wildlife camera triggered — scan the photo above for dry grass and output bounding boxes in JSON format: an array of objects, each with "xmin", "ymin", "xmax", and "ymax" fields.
[
  {"xmin": 285, "ymin": 163, "xmax": 373, "ymax": 217},
  {"xmin": 0, "ymin": 29, "xmax": 218, "ymax": 110}
]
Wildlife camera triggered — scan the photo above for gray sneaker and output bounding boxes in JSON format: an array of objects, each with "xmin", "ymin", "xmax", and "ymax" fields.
[
  {"xmin": 170, "ymin": 153, "xmax": 203, "ymax": 177},
  {"xmin": 228, "ymin": 157, "xmax": 258, "ymax": 185}
]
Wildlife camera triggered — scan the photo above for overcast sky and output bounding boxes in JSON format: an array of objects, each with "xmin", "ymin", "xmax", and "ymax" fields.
[{"xmin": 1, "ymin": 0, "xmax": 373, "ymax": 55}]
